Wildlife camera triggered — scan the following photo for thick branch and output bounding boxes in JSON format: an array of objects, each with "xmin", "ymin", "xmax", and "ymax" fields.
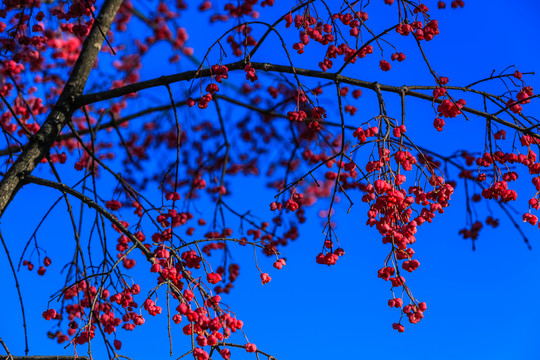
[
  {"xmin": 0, "ymin": 0, "xmax": 123, "ymax": 218},
  {"xmin": 78, "ymin": 61, "xmax": 539, "ymax": 138}
]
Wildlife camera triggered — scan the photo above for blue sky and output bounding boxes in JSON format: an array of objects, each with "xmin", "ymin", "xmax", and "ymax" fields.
[{"xmin": 1, "ymin": 1, "xmax": 540, "ymax": 359}]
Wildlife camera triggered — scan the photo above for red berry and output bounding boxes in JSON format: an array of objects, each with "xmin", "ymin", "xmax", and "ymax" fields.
[{"xmin": 260, "ymin": 273, "xmax": 271, "ymax": 284}]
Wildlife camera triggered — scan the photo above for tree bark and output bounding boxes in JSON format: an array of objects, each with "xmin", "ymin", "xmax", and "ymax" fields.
[{"xmin": 0, "ymin": 0, "xmax": 124, "ymax": 218}]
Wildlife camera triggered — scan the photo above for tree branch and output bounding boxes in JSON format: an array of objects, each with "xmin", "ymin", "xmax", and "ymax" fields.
[
  {"xmin": 0, "ymin": 0, "xmax": 124, "ymax": 218},
  {"xmin": 78, "ymin": 61, "xmax": 540, "ymax": 138}
]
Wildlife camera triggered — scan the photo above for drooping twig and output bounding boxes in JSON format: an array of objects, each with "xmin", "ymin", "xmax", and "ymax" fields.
[{"xmin": 0, "ymin": 231, "xmax": 29, "ymax": 355}]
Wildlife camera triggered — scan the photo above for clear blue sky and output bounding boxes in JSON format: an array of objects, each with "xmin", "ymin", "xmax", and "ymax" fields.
[{"xmin": 1, "ymin": 1, "xmax": 540, "ymax": 359}]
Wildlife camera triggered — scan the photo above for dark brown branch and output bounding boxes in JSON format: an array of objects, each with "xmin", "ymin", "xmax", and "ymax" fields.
[
  {"xmin": 78, "ymin": 61, "xmax": 540, "ymax": 139},
  {"xmin": 23, "ymin": 175, "xmax": 153, "ymax": 261},
  {"xmin": 23, "ymin": 175, "xmax": 223, "ymax": 319},
  {"xmin": 0, "ymin": 0, "xmax": 124, "ymax": 219},
  {"xmin": 0, "ymin": 93, "xmax": 291, "ymax": 157},
  {"xmin": 0, "ymin": 337, "xmax": 14, "ymax": 360}
]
